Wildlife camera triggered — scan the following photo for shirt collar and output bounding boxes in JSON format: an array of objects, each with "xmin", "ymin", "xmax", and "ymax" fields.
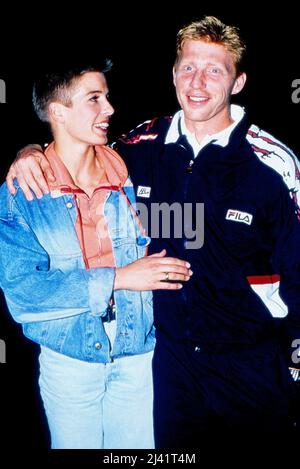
[
  {"xmin": 165, "ymin": 104, "xmax": 245, "ymax": 157},
  {"xmin": 45, "ymin": 142, "xmax": 128, "ymax": 191}
]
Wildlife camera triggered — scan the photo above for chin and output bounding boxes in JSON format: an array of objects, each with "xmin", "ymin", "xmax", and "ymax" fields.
[
  {"xmin": 187, "ymin": 110, "xmax": 211, "ymax": 122},
  {"xmin": 93, "ymin": 137, "xmax": 107, "ymax": 146}
]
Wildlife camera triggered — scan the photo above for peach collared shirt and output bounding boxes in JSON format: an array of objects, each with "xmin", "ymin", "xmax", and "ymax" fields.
[{"xmin": 45, "ymin": 143, "xmax": 128, "ymax": 269}]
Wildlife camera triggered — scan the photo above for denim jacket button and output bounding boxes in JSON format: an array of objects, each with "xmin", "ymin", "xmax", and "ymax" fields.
[
  {"xmin": 66, "ymin": 202, "xmax": 73, "ymax": 209},
  {"xmin": 95, "ymin": 342, "xmax": 102, "ymax": 350}
]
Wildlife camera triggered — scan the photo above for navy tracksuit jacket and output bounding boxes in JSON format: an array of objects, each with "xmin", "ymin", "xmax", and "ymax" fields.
[{"xmin": 115, "ymin": 110, "xmax": 300, "ymax": 444}]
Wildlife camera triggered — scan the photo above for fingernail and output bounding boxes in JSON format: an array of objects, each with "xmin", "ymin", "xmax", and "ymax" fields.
[
  {"xmin": 186, "ymin": 262, "xmax": 191, "ymax": 268},
  {"xmin": 189, "ymin": 270, "xmax": 193, "ymax": 275}
]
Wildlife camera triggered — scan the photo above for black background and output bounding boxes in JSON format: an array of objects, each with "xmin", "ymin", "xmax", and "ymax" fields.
[{"xmin": 0, "ymin": 3, "xmax": 299, "ymax": 459}]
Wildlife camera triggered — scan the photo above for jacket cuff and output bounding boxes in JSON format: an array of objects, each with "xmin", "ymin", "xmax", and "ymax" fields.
[{"xmin": 83, "ymin": 267, "xmax": 116, "ymax": 316}]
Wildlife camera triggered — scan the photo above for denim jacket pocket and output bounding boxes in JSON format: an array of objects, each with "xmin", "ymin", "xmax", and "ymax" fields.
[
  {"xmin": 49, "ymin": 253, "xmax": 85, "ymax": 271},
  {"xmin": 23, "ymin": 318, "xmax": 69, "ymax": 351}
]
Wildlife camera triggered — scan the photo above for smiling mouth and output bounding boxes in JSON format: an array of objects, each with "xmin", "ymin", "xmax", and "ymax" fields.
[
  {"xmin": 94, "ymin": 122, "xmax": 109, "ymax": 130},
  {"xmin": 188, "ymin": 96, "xmax": 210, "ymax": 103}
]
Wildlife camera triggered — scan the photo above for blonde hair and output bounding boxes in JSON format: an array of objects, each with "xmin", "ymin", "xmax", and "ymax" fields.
[{"xmin": 175, "ymin": 16, "xmax": 246, "ymax": 72}]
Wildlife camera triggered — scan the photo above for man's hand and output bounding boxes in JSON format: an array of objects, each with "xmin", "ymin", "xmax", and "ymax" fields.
[
  {"xmin": 6, "ymin": 144, "xmax": 56, "ymax": 201},
  {"xmin": 114, "ymin": 249, "xmax": 193, "ymax": 291}
]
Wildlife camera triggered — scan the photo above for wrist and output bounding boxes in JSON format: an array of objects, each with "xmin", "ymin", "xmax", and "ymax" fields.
[{"xmin": 114, "ymin": 267, "xmax": 124, "ymax": 291}]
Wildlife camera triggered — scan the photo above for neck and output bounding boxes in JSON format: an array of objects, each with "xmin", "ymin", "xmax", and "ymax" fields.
[
  {"xmin": 184, "ymin": 107, "xmax": 233, "ymax": 144},
  {"xmin": 53, "ymin": 134, "xmax": 105, "ymax": 195}
]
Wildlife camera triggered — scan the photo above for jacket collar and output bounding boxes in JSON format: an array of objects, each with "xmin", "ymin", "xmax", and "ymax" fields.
[{"xmin": 165, "ymin": 105, "xmax": 245, "ymax": 152}]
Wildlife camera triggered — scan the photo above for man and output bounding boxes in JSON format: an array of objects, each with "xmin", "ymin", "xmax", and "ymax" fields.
[
  {"xmin": 6, "ymin": 16, "xmax": 300, "ymax": 447},
  {"xmin": 0, "ymin": 61, "xmax": 191, "ymax": 449}
]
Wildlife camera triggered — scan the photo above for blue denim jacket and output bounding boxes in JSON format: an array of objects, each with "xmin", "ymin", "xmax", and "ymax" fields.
[{"xmin": 0, "ymin": 179, "xmax": 154, "ymax": 363}]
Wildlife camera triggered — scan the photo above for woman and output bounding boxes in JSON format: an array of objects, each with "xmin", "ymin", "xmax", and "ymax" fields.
[{"xmin": 0, "ymin": 61, "xmax": 192, "ymax": 448}]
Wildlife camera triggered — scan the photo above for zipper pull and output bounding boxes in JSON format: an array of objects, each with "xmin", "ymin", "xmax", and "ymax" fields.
[{"xmin": 186, "ymin": 160, "xmax": 194, "ymax": 173}]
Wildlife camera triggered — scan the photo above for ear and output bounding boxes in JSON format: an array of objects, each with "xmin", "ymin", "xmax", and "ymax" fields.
[
  {"xmin": 48, "ymin": 102, "xmax": 66, "ymax": 124},
  {"xmin": 231, "ymin": 72, "xmax": 247, "ymax": 96},
  {"xmin": 172, "ymin": 66, "xmax": 177, "ymax": 87}
]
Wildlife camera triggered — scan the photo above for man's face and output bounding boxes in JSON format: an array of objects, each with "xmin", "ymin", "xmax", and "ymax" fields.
[
  {"xmin": 173, "ymin": 40, "xmax": 246, "ymax": 134},
  {"xmin": 58, "ymin": 71, "xmax": 114, "ymax": 145}
]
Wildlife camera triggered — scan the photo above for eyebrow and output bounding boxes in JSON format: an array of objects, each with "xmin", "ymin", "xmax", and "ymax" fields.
[
  {"xmin": 181, "ymin": 60, "xmax": 230, "ymax": 72},
  {"xmin": 203, "ymin": 60, "xmax": 227, "ymax": 68},
  {"xmin": 86, "ymin": 90, "xmax": 104, "ymax": 95},
  {"xmin": 181, "ymin": 59, "xmax": 224, "ymax": 66}
]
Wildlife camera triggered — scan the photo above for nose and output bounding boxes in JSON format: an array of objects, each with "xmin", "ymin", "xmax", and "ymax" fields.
[
  {"xmin": 190, "ymin": 69, "xmax": 206, "ymax": 89},
  {"xmin": 102, "ymin": 98, "xmax": 114, "ymax": 117}
]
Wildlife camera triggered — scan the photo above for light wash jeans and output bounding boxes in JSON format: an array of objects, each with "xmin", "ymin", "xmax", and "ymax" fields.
[{"xmin": 38, "ymin": 321, "xmax": 154, "ymax": 449}]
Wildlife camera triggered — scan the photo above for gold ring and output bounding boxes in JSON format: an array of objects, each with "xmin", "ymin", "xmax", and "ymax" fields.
[{"xmin": 164, "ymin": 272, "xmax": 169, "ymax": 281}]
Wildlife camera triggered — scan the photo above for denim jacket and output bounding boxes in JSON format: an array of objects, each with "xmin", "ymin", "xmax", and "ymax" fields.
[{"xmin": 0, "ymin": 178, "xmax": 154, "ymax": 363}]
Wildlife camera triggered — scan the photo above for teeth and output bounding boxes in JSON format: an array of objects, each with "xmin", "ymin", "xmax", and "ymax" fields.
[
  {"xmin": 94, "ymin": 122, "xmax": 109, "ymax": 129},
  {"xmin": 189, "ymin": 96, "xmax": 208, "ymax": 102}
]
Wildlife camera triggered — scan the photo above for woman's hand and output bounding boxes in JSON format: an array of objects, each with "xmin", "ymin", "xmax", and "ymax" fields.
[{"xmin": 114, "ymin": 250, "xmax": 192, "ymax": 291}]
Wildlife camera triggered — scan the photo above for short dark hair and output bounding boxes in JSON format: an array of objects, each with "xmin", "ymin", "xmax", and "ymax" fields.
[{"xmin": 32, "ymin": 59, "xmax": 113, "ymax": 122}]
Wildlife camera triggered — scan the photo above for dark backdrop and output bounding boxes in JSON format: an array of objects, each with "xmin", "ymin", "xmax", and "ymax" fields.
[{"xmin": 0, "ymin": 3, "xmax": 299, "ymax": 457}]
